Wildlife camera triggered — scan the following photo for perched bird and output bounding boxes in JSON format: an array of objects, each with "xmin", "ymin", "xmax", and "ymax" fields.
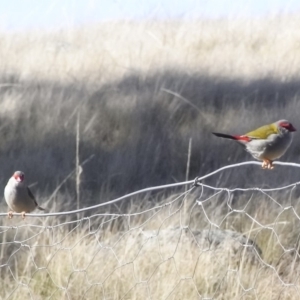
[
  {"xmin": 212, "ymin": 120, "xmax": 296, "ymax": 169},
  {"xmin": 4, "ymin": 171, "xmax": 45, "ymax": 219}
]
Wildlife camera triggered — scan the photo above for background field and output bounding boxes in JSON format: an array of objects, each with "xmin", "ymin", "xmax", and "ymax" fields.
[
  {"xmin": 1, "ymin": 15, "xmax": 300, "ymax": 299},
  {"xmin": 0, "ymin": 15, "xmax": 300, "ymax": 203}
]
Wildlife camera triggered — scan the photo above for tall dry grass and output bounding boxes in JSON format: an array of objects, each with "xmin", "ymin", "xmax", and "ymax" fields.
[
  {"xmin": 0, "ymin": 15, "xmax": 300, "ymax": 299},
  {"xmin": 1, "ymin": 186, "xmax": 300, "ymax": 299},
  {"xmin": 0, "ymin": 15, "xmax": 300, "ymax": 202}
]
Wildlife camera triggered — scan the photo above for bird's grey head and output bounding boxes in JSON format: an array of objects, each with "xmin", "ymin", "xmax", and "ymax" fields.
[{"xmin": 13, "ymin": 171, "xmax": 25, "ymax": 183}]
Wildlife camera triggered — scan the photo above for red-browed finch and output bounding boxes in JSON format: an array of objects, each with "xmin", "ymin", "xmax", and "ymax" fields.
[
  {"xmin": 4, "ymin": 171, "xmax": 45, "ymax": 219},
  {"xmin": 213, "ymin": 119, "xmax": 296, "ymax": 169}
]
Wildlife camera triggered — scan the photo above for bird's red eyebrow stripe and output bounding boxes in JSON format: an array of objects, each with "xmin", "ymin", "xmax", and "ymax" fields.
[{"xmin": 233, "ymin": 135, "xmax": 251, "ymax": 142}]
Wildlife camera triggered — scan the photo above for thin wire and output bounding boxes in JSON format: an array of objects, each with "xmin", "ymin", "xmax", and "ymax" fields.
[{"xmin": 2, "ymin": 160, "xmax": 300, "ymax": 218}]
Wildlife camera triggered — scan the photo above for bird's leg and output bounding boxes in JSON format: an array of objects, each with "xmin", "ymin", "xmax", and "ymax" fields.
[
  {"xmin": 7, "ymin": 211, "xmax": 13, "ymax": 219},
  {"xmin": 262, "ymin": 159, "xmax": 273, "ymax": 170},
  {"xmin": 21, "ymin": 212, "xmax": 26, "ymax": 219}
]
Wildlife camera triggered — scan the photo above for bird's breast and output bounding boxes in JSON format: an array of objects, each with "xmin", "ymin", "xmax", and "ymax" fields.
[{"xmin": 256, "ymin": 132, "xmax": 292, "ymax": 160}]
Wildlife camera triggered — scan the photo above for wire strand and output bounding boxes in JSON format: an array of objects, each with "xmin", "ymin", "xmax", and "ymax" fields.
[{"xmin": 2, "ymin": 160, "xmax": 300, "ymax": 218}]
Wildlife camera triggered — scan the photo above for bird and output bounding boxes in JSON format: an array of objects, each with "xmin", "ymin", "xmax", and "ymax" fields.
[
  {"xmin": 4, "ymin": 171, "xmax": 45, "ymax": 219},
  {"xmin": 212, "ymin": 119, "xmax": 296, "ymax": 169}
]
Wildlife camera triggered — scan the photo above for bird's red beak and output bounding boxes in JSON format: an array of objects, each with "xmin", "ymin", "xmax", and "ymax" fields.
[
  {"xmin": 13, "ymin": 173, "xmax": 24, "ymax": 182},
  {"xmin": 288, "ymin": 124, "xmax": 296, "ymax": 132},
  {"xmin": 279, "ymin": 121, "xmax": 296, "ymax": 132}
]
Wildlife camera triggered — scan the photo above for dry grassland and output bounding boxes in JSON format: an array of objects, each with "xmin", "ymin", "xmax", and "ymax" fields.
[{"xmin": 0, "ymin": 15, "xmax": 300, "ymax": 299}]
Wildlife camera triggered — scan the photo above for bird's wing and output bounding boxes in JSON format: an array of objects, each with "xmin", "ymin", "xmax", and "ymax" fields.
[
  {"xmin": 27, "ymin": 187, "xmax": 39, "ymax": 207},
  {"xmin": 245, "ymin": 123, "xmax": 278, "ymax": 140}
]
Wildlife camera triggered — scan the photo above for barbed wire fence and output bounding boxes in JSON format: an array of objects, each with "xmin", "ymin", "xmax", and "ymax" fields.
[{"xmin": 1, "ymin": 161, "xmax": 300, "ymax": 299}]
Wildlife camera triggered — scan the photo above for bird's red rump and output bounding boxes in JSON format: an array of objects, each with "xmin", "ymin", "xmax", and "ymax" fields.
[{"xmin": 233, "ymin": 135, "xmax": 251, "ymax": 142}]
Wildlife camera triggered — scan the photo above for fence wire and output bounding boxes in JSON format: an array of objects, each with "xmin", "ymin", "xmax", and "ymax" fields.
[{"xmin": 1, "ymin": 161, "xmax": 300, "ymax": 299}]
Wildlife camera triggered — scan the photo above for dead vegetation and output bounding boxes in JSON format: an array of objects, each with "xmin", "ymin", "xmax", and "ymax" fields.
[{"xmin": 0, "ymin": 15, "xmax": 300, "ymax": 299}]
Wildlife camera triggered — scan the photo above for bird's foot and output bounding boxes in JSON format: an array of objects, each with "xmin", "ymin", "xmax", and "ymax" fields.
[
  {"xmin": 21, "ymin": 212, "xmax": 26, "ymax": 220},
  {"xmin": 7, "ymin": 211, "xmax": 13, "ymax": 219},
  {"xmin": 262, "ymin": 159, "xmax": 274, "ymax": 170}
]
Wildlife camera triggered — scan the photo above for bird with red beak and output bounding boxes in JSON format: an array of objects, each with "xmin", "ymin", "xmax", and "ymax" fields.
[
  {"xmin": 213, "ymin": 119, "xmax": 296, "ymax": 169},
  {"xmin": 4, "ymin": 171, "xmax": 45, "ymax": 219}
]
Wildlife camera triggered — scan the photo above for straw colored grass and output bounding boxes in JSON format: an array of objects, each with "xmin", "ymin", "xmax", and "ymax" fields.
[
  {"xmin": 1, "ymin": 186, "xmax": 300, "ymax": 299},
  {"xmin": 0, "ymin": 14, "xmax": 300, "ymax": 299}
]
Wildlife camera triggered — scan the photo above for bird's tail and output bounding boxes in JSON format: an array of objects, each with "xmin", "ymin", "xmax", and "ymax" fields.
[
  {"xmin": 37, "ymin": 206, "xmax": 45, "ymax": 211},
  {"xmin": 212, "ymin": 132, "xmax": 237, "ymax": 140},
  {"xmin": 212, "ymin": 132, "xmax": 250, "ymax": 142}
]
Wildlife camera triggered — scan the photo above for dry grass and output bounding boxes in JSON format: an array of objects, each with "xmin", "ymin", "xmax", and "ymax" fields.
[
  {"xmin": 2, "ymin": 15, "xmax": 300, "ymax": 83},
  {"xmin": 1, "ymin": 186, "xmax": 300, "ymax": 299},
  {"xmin": 0, "ymin": 14, "xmax": 300, "ymax": 299},
  {"xmin": 0, "ymin": 16, "xmax": 300, "ymax": 200}
]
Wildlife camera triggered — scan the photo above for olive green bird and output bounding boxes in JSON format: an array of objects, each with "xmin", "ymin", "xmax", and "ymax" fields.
[{"xmin": 213, "ymin": 120, "xmax": 296, "ymax": 169}]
